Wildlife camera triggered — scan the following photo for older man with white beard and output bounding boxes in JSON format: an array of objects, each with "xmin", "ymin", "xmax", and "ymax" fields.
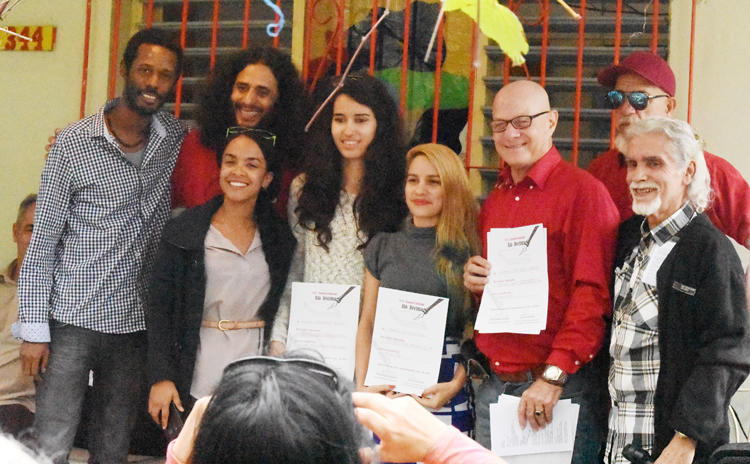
[{"xmin": 606, "ymin": 117, "xmax": 750, "ymax": 464}]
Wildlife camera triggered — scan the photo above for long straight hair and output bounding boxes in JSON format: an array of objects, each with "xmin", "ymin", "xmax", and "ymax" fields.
[{"xmin": 406, "ymin": 144, "xmax": 480, "ymax": 334}]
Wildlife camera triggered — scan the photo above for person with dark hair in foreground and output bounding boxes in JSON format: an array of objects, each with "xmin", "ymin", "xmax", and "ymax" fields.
[
  {"xmin": 163, "ymin": 355, "xmax": 506, "ymax": 464},
  {"xmin": 165, "ymin": 354, "xmax": 364, "ymax": 464},
  {"xmin": 171, "ymin": 46, "xmax": 309, "ymax": 213},
  {"xmin": 147, "ymin": 129, "xmax": 295, "ymax": 431}
]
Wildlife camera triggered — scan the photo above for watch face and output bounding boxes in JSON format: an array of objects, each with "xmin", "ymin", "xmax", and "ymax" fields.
[{"xmin": 544, "ymin": 365, "xmax": 565, "ymax": 382}]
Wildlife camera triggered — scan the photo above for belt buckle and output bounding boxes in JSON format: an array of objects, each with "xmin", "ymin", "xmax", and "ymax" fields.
[{"xmin": 217, "ymin": 319, "xmax": 232, "ymax": 332}]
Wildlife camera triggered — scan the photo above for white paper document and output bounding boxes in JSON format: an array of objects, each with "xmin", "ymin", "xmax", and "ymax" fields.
[
  {"xmin": 490, "ymin": 394, "xmax": 579, "ymax": 463},
  {"xmin": 475, "ymin": 224, "xmax": 549, "ymax": 334},
  {"xmin": 286, "ymin": 282, "xmax": 360, "ymax": 380},
  {"xmin": 364, "ymin": 287, "xmax": 448, "ymax": 395}
]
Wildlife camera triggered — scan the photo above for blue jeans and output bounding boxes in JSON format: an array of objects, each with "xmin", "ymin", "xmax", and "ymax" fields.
[
  {"xmin": 475, "ymin": 365, "xmax": 603, "ymax": 464},
  {"xmin": 34, "ymin": 322, "xmax": 146, "ymax": 464}
]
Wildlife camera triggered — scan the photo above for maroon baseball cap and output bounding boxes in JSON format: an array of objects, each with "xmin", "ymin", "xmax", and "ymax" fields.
[{"xmin": 597, "ymin": 51, "xmax": 675, "ymax": 96}]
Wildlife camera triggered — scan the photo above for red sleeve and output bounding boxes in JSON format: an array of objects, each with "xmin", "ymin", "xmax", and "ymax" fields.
[
  {"xmin": 170, "ymin": 130, "xmax": 222, "ymax": 209},
  {"xmin": 704, "ymin": 152, "xmax": 750, "ymax": 247},
  {"xmin": 546, "ymin": 175, "xmax": 619, "ymax": 373},
  {"xmin": 424, "ymin": 427, "xmax": 506, "ymax": 464}
]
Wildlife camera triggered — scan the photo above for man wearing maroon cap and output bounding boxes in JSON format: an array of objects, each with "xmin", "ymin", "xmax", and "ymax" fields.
[{"xmin": 588, "ymin": 51, "xmax": 750, "ymax": 248}]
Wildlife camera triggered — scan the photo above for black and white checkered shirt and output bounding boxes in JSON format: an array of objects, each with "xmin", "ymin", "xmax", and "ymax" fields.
[
  {"xmin": 16, "ymin": 99, "xmax": 186, "ymax": 342},
  {"xmin": 605, "ymin": 203, "xmax": 696, "ymax": 463}
]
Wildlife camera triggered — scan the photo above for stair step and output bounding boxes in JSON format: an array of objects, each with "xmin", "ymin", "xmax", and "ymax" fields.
[
  {"xmin": 144, "ymin": 20, "xmax": 272, "ymax": 30},
  {"xmin": 484, "ymin": 76, "xmax": 601, "ymax": 92},
  {"xmin": 486, "ymin": 45, "xmax": 667, "ymax": 63},
  {"xmin": 524, "ymin": 15, "xmax": 668, "ymax": 35}
]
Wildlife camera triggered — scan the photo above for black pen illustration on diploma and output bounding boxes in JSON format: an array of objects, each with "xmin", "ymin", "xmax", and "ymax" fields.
[
  {"xmin": 519, "ymin": 225, "xmax": 540, "ymax": 255},
  {"xmin": 326, "ymin": 285, "xmax": 356, "ymax": 310},
  {"xmin": 414, "ymin": 297, "xmax": 445, "ymax": 320}
]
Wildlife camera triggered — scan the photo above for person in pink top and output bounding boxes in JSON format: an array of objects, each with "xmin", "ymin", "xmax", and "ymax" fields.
[{"xmin": 588, "ymin": 51, "xmax": 750, "ymax": 248}]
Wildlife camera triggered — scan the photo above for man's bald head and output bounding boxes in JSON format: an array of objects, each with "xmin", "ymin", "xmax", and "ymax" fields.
[
  {"xmin": 493, "ymin": 80, "xmax": 552, "ymax": 113},
  {"xmin": 491, "ymin": 80, "xmax": 558, "ymax": 183}
]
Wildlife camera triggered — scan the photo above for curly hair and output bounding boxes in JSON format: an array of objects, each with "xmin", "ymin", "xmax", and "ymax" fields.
[
  {"xmin": 196, "ymin": 46, "xmax": 309, "ymax": 170},
  {"xmin": 296, "ymin": 72, "xmax": 407, "ymax": 249}
]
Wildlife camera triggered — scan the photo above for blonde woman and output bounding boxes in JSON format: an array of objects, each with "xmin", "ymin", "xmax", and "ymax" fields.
[{"xmin": 355, "ymin": 143, "xmax": 480, "ymax": 436}]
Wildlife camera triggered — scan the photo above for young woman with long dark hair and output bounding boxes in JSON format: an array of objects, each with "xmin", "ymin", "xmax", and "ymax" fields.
[{"xmin": 269, "ymin": 73, "xmax": 407, "ymax": 355}]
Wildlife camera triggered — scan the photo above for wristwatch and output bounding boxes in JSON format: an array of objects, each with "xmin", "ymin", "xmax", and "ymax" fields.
[{"xmin": 541, "ymin": 364, "xmax": 568, "ymax": 386}]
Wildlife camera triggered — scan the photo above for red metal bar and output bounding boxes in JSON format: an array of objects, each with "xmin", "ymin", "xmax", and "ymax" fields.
[
  {"xmin": 335, "ymin": 0, "xmax": 345, "ymax": 75},
  {"xmin": 145, "ymin": 0, "xmax": 154, "ymax": 28},
  {"xmin": 399, "ymin": 0, "xmax": 412, "ymax": 116},
  {"xmin": 464, "ymin": 8, "xmax": 480, "ymax": 168},
  {"xmin": 688, "ymin": 0, "xmax": 696, "ymax": 124},
  {"xmin": 571, "ymin": 0, "xmax": 586, "ymax": 166},
  {"xmin": 431, "ymin": 14, "xmax": 445, "ymax": 143},
  {"xmin": 107, "ymin": 0, "xmax": 122, "ymax": 100},
  {"xmin": 79, "ymin": 0, "xmax": 92, "ymax": 118},
  {"xmin": 302, "ymin": 0, "xmax": 315, "ymax": 83},
  {"xmin": 610, "ymin": 0, "xmax": 623, "ymax": 147},
  {"xmin": 650, "ymin": 0, "xmax": 659, "ymax": 53},
  {"xmin": 210, "ymin": 0, "xmax": 220, "ymax": 69},
  {"xmin": 539, "ymin": 0, "xmax": 549, "ymax": 87},
  {"xmin": 273, "ymin": 0, "xmax": 282, "ymax": 48},
  {"xmin": 369, "ymin": 0, "xmax": 378, "ymax": 75},
  {"xmin": 241, "ymin": 0, "xmax": 251, "ymax": 48},
  {"xmin": 174, "ymin": 0, "xmax": 190, "ymax": 118}
]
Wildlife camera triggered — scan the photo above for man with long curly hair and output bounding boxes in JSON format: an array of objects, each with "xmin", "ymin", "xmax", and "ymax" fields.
[{"xmin": 171, "ymin": 47, "xmax": 309, "ymax": 213}]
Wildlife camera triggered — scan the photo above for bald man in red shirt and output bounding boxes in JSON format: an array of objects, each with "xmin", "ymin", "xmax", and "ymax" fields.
[{"xmin": 464, "ymin": 80, "xmax": 619, "ymax": 463}]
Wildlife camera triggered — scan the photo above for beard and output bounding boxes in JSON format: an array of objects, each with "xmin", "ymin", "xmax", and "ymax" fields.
[
  {"xmin": 630, "ymin": 181, "xmax": 662, "ymax": 217},
  {"xmin": 124, "ymin": 79, "xmax": 169, "ymax": 116}
]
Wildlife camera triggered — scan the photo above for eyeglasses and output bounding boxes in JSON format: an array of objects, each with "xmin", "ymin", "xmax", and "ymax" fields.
[
  {"xmin": 223, "ymin": 355, "xmax": 339, "ymax": 390},
  {"xmin": 225, "ymin": 127, "xmax": 277, "ymax": 146},
  {"xmin": 605, "ymin": 90, "xmax": 670, "ymax": 111},
  {"xmin": 490, "ymin": 111, "xmax": 550, "ymax": 133}
]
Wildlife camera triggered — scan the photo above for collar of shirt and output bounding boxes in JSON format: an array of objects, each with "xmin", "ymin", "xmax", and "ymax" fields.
[
  {"xmin": 495, "ymin": 145, "xmax": 562, "ymax": 191},
  {"xmin": 640, "ymin": 202, "xmax": 696, "ymax": 246},
  {"xmin": 89, "ymin": 98, "xmax": 167, "ymax": 144}
]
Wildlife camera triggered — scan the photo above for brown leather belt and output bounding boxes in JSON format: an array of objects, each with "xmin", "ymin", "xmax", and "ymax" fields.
[
  {"xmin": 201, "ymin": 320, "xmax": 265, "ymax": 332},
  {"xmin": 496, "ymin": 364, "xmax": 546, "ymax": 383}
]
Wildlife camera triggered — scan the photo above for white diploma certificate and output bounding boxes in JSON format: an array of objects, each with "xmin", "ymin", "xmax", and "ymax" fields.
[
  {"xmin": 364, "ymin": 287, "xmax": 448, "ymax": 395},
  {"xmin": 475, "ymin": 224, "xmax": 549, "ymax": 334},
  {"xmin": 490, "ymin": 394, "xmax": 579, "ymax": 462},
  {"xmin": 286, "ymin": 282, "xmax": 360, "ymax": 380}
]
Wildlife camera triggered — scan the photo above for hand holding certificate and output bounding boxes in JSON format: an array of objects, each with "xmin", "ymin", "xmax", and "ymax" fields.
[
  {"xmin": 286, "ymin": 283, "xmax": 360, "ymax": 380},
  {"xmin": 364, "ymin": 288, "xmax": 448, "ymax": 395},
  {"xmin": 475, "ymin": 223, "xmax": 549, "ymax": 334}
]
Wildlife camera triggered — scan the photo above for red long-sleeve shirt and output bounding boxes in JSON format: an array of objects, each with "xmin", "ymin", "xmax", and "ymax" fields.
[
  {"xmin": 475, "ymin": 147, "xmax": 619, "ymax": 375},
  {"xmin": 588, "ymin": 148, "xmax": 750, "ymax": 247}
]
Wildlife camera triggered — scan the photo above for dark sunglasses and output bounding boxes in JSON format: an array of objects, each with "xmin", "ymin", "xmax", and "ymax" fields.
[
  {"xmin": 605, "ymin": 90, "xmax": 669, "ymax": 111},
  {"xmin": 225, "ymin": 127, "xmax": 277, "ymax": 146},
  {"xmin": 224, "ymin": 355, "xmax": 339, "ymax": 390},
  {"xmin": 489, "ymin": 110, "xmax": 550, "ymax": 133}
]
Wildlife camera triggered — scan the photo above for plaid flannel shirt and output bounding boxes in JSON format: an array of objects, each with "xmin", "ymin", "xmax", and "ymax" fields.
[
  {"xmin": 605, "ymin": 203, "xmax": 696, "ymax": 464},
  {"xmin": 16, "ymin": 99, "xmax": 185, "ymax": 342}
]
